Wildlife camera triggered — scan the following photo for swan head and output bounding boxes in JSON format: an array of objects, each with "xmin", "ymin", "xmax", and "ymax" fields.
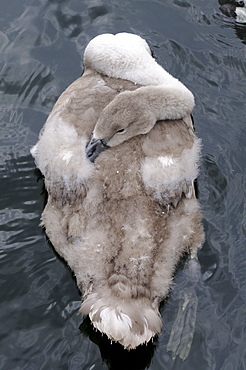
[
  {"xmin": 84, "ymin": 33, "xmax": 157, "ymax": 163},
  {"xmin": 86, "ymin": 91, "xmax": 156, "ymax": 162}
]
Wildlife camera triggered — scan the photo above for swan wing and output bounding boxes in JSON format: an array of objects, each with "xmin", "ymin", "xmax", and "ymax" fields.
[{"xmin": 141, "ymin": 115, "xmax": 202, "ymax": 208}]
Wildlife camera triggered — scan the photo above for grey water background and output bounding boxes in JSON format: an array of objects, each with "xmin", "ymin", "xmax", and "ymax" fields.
[{"xmin": 0, "ymin": 0, "xmax": 245, "ymax": 369}]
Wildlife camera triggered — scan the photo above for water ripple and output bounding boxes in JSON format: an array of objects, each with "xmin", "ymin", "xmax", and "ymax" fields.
[{"xmin": 1, "ymin": 0, "xmax": 246, "ymax": 369}]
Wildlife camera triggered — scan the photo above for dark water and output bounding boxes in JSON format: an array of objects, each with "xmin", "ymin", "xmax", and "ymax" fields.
[{"xmin": 0, "ymin": 0, "xmax": 245, "ymax": 369}]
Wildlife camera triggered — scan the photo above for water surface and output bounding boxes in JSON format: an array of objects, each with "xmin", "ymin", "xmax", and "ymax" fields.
[{"xmin": 0, "ymin": 0, "xmax": 245, "ymax": 369}]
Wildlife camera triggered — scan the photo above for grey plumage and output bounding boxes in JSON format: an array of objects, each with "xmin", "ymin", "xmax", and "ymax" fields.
[{"xmin": 31, "ymin": 33, "xmax": 204, "ymax": 349}]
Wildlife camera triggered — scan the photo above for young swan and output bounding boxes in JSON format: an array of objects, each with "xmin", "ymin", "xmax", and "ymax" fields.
[{"xmin": 31, "ymin": 33, "xmax": 204, "ymax": 350}]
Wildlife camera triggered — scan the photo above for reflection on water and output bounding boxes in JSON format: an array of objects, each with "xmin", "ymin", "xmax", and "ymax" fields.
[
  {"xmin": 0, "ymin": 0, "xmax": 245, "ymax": 369},
  {"xmin": 167, "ymin": 259, "xmax": 201, "ymax": 361},
  {"xmin": 80, "ymin": 317, "xmax": 156, "ymax": 370}
]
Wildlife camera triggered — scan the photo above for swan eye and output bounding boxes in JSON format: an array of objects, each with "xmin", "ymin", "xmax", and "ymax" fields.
[{"xmin": 116, "ymin": 128, "xmax": 126, "ymax": 134}]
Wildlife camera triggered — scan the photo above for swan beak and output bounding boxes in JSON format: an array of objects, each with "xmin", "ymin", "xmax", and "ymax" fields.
[{"xmin": 86, "ymin": 135, "xmax": 109, "ymax": 162}]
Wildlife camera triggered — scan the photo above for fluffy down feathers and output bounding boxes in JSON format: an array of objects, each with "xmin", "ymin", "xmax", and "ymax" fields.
[{"xmin": 31, "ymin": 33, "xmax": 204, "ymax": 349}]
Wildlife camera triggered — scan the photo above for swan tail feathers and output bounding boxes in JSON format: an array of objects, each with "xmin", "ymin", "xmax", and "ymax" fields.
[{"xmin": 80, "ymin": 287, "xmax": 162, "ymax": 350}]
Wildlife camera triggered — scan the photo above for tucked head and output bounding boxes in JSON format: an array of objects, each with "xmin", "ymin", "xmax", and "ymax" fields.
[
  {"xmin": 86, "ymin": 91, "xmax": 156, "ymax": 163},
  {"xmin": 84, "ymin": 33, "xmax": 157, "ymax": 163},
  {"xmin": 84, "ymin": 32, "xmax": 192, "ymax": 163}
]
